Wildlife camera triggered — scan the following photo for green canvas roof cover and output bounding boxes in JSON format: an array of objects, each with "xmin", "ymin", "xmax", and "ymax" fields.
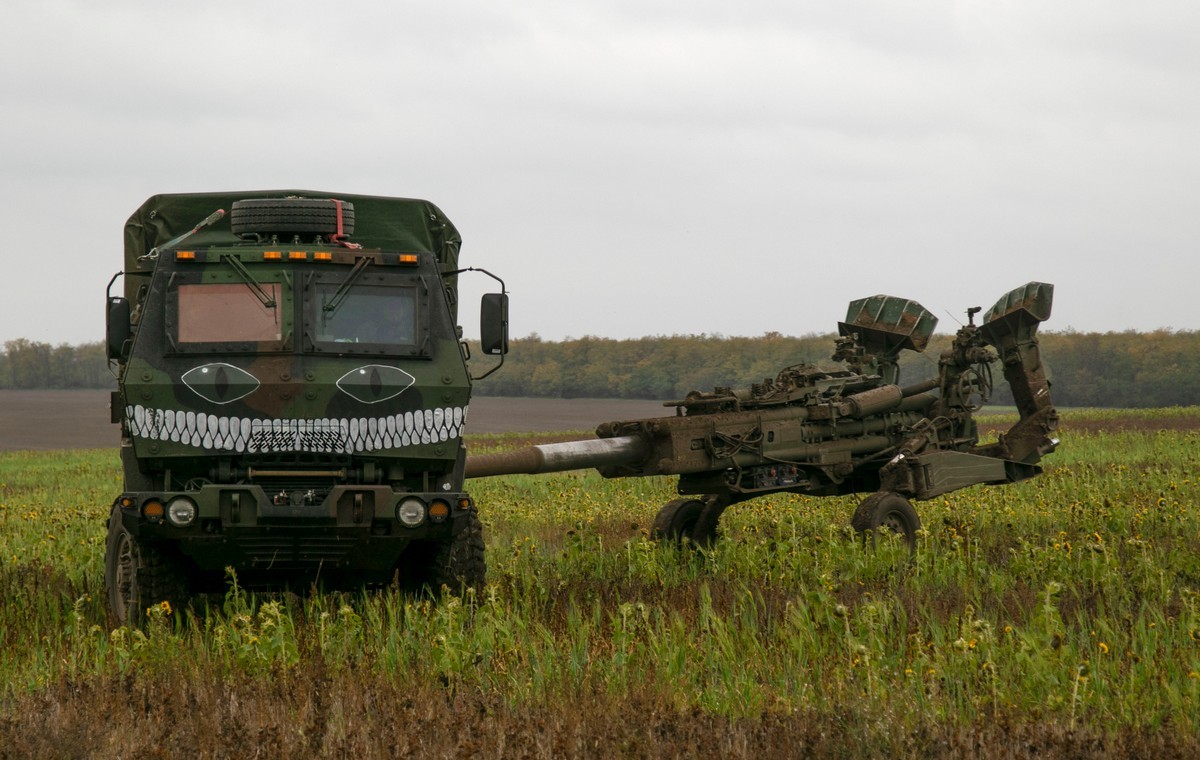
[{"xmin": 123, "ymin": 190, "xmax": 461, "ymax": 274}]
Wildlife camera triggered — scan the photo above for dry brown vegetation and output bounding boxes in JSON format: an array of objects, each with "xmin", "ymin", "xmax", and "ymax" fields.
[{"xmin": 5, "ymin": 670, "xmax": 1197, "ymax": 759}]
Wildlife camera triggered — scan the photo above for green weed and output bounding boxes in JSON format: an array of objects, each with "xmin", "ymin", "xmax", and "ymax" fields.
[{"xmin": 1, "ymin": 409, "xmax": 1199, "ymax": 754}]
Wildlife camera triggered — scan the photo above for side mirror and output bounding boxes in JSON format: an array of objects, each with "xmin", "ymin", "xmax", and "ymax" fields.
[
  {"xmin": 106, "ymin": 297, "xmax": 131, "ymax": 360},
  {"xmin": 480, "ymin": 293, "xmax": 508, "ymax": 356}
]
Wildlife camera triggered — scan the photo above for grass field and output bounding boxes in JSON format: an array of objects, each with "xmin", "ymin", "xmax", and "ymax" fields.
[{"xmin": 1, "ymin": 408, "xmax": 1199, "ymax": 757}]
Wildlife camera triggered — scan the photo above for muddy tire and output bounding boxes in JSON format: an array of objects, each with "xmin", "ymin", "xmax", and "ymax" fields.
[
  {"xmin": 105, "ymin": 504, "xmax": 189, "ymax": 626},
  {"xmin": 426, "ymin": 511, "xmax": 487, "ymax": 594},
  {"xmin": 851, "ymin": 491, "xmax": 921, "ymax": 553},
  {"xmin": 651, "ymin": 498, "xmax": 717, "ymax": 548},
  {"xmin": 230, "ymin": 198, "xmax": 355, "ymax": 237}
]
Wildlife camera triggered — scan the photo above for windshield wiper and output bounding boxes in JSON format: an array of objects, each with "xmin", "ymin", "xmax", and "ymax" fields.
[
  {"xmin": 323, "ymin": 256, "xmax": 372, "ymax": 316},
  {"xmin": 220, "ymin": 254, "xmax": 276, "ymax": 309}
]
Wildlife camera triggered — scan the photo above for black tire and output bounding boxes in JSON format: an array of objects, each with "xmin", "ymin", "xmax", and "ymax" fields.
[
  {"xmin": 426, "ymin": 511, "xmax": 487, "ymax": 594},
  {"xmin": 851, "ymin": 491, "xmax": 921, "ymax": 553},
  {"xmin": 651, "ymin": 498, "xmax": 717, "ymax": 548},
  {"xmin": 229, "ymin": 198, "xmax": 356, "ymax": 237},
  {"xmin": 104, "ymin": 504, "xmax": 189, "ymax": 626}
]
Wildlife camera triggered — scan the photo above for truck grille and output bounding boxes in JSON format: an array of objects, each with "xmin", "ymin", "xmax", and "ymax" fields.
[
  {"xmin": 251, "ymin": 426, "xmax": 348, "ymax": 453},
  {"xmin": 238, "ymin": 533, "xmax": 360, "ymax": 569}
]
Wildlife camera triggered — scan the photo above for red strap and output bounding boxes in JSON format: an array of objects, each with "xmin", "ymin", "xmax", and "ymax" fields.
[{"xmin": 330, "ymin": 199, "xmax": 362, "ymax": 249}]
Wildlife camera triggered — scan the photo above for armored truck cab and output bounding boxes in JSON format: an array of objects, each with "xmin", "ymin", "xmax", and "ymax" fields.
[{"xmin": 105, "ymin": 191, "xmax": 507, "ymax": 624}]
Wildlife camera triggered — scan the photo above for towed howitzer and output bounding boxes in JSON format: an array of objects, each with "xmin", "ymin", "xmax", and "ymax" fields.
[{"xmin": 466, "ymin": 282, "xmax": 1058, "ymax": 549}]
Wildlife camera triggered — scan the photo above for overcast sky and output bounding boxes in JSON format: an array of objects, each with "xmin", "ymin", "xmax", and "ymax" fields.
[{"xmin": 2, "ymin": 0, "xmax": 1197, "ymax": 346}]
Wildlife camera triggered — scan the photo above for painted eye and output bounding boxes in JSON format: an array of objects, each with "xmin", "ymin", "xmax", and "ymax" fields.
[
  {"xmin": 336, "ymin": 365, "xmax": 415, "ymax": 404},
  {"xmin": 181, "ymin": 363, "xmax": 260, "ymax": 404}
]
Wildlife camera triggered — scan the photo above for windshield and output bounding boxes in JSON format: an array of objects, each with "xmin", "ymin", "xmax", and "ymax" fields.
[
  {"xmin": 315, "ymin": 286, "xmax": 417, "ymax": 345},
  {"xmin": 177, "ymin": 283, "xmax": 281, "ymax": 343},
  {"xmin": 165, "ymin": 262, "xmax": 425, "ymax": 356}
]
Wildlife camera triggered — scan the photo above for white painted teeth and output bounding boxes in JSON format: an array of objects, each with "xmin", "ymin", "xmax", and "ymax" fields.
[{"xmin": 125, "ymin": 405, "xmax": 468, "ymax": 453}]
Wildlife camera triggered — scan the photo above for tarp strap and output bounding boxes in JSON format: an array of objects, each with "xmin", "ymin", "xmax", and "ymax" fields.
[{"xmin": 331, "ymin": 199, "xmax": 362, "ymax": 249}]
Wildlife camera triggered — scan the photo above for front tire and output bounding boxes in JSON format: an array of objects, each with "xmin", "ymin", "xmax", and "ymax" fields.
[
  {"xmin": 104, "ymin": 505, "xmax": 188, "ymax": 626},
  {"xmin": 651, "ymin": 498, "xmax": 718, "ymax": 548},
  {"xmin": 426, "ymin": 511, "xmax": 487, "ymax": 594}
]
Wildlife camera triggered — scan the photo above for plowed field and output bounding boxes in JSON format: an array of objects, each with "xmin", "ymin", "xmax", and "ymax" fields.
[{"xmin": 0, "ymin": 391, "xmax": 667, "ymax": 450}]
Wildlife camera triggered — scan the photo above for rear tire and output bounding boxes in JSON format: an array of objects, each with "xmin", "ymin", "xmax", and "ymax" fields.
[
  {"xmin": 851, "ymin": 491, "xmax": 921, "ymax": 553},
  {"xmin": 105, "ymin": 504, "xmax": 189, "ymax": 626},
  {"xmin": 230, "ymin": 198, "xmax": 356, "ymax": 237}
]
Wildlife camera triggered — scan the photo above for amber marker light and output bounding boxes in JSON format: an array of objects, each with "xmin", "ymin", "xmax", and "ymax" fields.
[
  {"xmin": 314, "ymin": 251, "xmax": 333, "ymax": 261},
  {"xmin": 263, "ymin": 250, "xmax": 282, "ymax": 260},
  {"xmin": 176, "ymin": 250, "xmax": 196, "ymax": 260},
  {"xmin": 429, "ymin": 500, "xmax": 451, "ymax": 523},
  {"xmin": 398, "ymin": 254, "xmax": 419, "ymax": 264},
  {"xmin": 142, "ymin": 499, "xmax": 165, "ymax": 522},
  {"xmin": 288, "ymin": 251, "xmax": 307, "ymax": 261}
]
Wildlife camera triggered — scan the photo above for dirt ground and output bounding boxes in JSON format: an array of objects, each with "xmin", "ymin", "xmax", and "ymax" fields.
[
  {"xmin": 0, "ymin": 391, "xmax": 667, "ymax": 451},
  {"xmin": 0, "ymin": 391, "xmax": 119, "ymax": 451}
]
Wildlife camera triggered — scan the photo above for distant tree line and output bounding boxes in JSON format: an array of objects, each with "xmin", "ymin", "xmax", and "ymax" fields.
[
  {"xmin": 5, "ymin": 331, "xmax": 1200, "ymax": 408},
  {"xmin": 1, "ymin": 340, "xmax": 112, "ymax": 389},
  {"xmin": 471, "ymin": 330, "xmax": 1200, "ymax": 409}
]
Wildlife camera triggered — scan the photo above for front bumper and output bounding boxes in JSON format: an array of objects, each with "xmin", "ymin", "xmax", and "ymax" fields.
[{"xmin": 114, "ymin": 484, "xmax": 473, "ymax": 576}]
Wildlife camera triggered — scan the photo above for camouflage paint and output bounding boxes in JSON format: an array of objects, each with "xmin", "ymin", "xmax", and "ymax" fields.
[{"xmin": 110, "ymin": 192, "xmax": 484, "ymax": 585}]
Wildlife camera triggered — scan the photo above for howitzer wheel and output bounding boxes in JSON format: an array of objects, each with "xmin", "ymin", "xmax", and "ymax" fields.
[
  {"xmin": 651, "ymin": 498, "xmax": 718, "ymax": 549},
  {"xmin": 851, "ymin": 491, "xmax": 921, "ymax": 554},
  {"xmin": 104, "ymin": 504, "xmax": 189, "ymax": 627}
]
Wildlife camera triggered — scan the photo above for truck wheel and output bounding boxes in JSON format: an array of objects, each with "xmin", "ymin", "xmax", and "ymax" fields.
[
  {"xmin": 427, "ymin": 511, "xmax": 487, "ymax": 594},
  {"xmin": 651, "ymin": 498, "xmax": 717, "ymax": 548},
  {"xmin": 105, "ymin": 505, "xmax": 188, "ymax": 626},
  {"xmin": 851, "ymin": 491, "xmax": 921, "ymax": 553},
  {"xmin": 229, "ymin": 198, "xmax": 356, "ymax": 237}
]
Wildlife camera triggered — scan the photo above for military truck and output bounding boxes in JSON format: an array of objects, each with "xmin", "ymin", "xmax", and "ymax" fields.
[{"xmin": 104, "ymin": 191, "xmax": 508, "ymax": 625}]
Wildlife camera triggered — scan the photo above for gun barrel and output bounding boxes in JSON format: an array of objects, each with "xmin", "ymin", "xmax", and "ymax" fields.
[
  {"xmin": 900, "ymin": 378, "xmax": 940, "ymax": 397},
  {"xmin": 466, "ymin": 434, "xmax": 648, "ymax": 479}
]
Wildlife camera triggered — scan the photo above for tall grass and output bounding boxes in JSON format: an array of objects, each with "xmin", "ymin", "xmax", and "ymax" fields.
[{"xmin": 1, "ymin": 409, "xmax": 1199, "ymax": 756}]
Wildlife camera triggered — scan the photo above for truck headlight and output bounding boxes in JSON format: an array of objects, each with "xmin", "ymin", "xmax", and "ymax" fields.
[
  {"xmin": 166, "ymin": 497, "xmax": 197, "ymax": 527},
  {"xmin": 397, "ymin": 497, "xmax": 426, "ymax": 527}
]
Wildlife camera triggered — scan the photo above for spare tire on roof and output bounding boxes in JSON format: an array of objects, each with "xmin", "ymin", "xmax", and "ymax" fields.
[{"xmin": 230, "ymin": 198, "xmax": 355, "ymax": 237}]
